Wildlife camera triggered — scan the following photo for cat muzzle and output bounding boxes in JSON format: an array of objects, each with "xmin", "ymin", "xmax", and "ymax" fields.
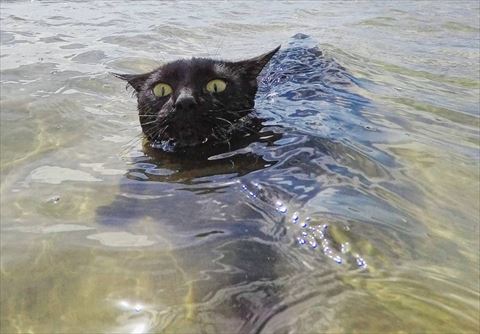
[{"xmin": 174, "ymin": 93, "xmax": 197, "ymax": 112}]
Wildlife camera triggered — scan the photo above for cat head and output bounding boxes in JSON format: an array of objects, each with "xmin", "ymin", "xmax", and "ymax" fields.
[{"xmin": 114, "ymin": 46, "xmax": 280, "ymax": 150}]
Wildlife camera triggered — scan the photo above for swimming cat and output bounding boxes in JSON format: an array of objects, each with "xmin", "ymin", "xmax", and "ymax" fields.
[
  {"xmin": 101, "ymin": 35, "xmax": 404, "ymax": 332},
  {"xmin": 114, "ymin": 46, "xmax": 280, "ymax": 152}
]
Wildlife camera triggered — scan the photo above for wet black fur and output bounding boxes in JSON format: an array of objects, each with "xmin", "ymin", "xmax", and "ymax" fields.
[{"xmin": 114, "ymin": 46, "xmax": 280, "ymax": 151}]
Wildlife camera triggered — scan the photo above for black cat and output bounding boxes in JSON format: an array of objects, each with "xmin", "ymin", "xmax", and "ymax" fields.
[
  {"xmin": 102, "ymin": 36, "xmax": 403, "ymax": 333},
  {"xmin": 114, "ymin": 46, "xmax": 280, "ymax": 152}
]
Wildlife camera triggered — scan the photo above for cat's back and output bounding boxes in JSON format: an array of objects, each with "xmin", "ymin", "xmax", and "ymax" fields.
[{"xmin": 259, "ymin": 33, "xmax": 354, "ymax": 98}]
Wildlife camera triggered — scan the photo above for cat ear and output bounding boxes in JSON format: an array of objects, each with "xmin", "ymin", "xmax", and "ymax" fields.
[
  {"xmin": 236, "ymin": 45, "xmax": 281, "ymax": 78},
  {"xmin": 111, "ymin": 72, "xmax": 151, "ymax": 92}
]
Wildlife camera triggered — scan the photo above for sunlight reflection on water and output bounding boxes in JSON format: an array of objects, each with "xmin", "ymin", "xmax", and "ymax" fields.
[{"xmin": 1, "ymin": 1, "xmax": 479, "ymax": 333}]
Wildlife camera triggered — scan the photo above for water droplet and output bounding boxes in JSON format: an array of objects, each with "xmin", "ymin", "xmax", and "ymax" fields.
[
  {"xmin": 134, "ymin": 304, "xmax": 142, "ymax": 312},
  {"xmin": 310, "ymin": 241, "xmax": 318, "ymax": 249},
  {"xmin": 302, "ymin": 231, "xmax": 308, "ymax": 237},
  {"xmin": 298, "ymin": 238, "xmax": 306, "ymax": 245},
  {"xmin": 301, "ymin": 222, "xmax": 308, "ymax": 228},
  {"xmin": 292, "ymin": 212, "xmax": 299, "ymax": 222},
  {"xmin": 275, "ymin": 201, "xmax": 288, "ymax": 213},
  {"xmin": 341, "ymin": 242, "xmax": 351, "ymax": 253},
  {"xmin": 333, "ymin": 255, "xmax": 343, "ymax": 264},
  {"xmin": 313, "ymin": 230, "xmax": 324, "ymax": 239},
  {"xmin": 355, "ymin": 256, "xmax": 367, "ymax": 269}
]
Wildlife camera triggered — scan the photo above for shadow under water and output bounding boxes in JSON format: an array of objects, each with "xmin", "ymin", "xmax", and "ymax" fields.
[{"xmin": 93, "ymin": 34, "xmax": 465, "ymax": 333}]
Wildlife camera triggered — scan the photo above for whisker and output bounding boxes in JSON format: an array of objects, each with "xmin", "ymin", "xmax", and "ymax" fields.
[
  {"xmin": 215, "ymin": 117, "xmax": 233, "ymax": 126},
  {"xmin": 139, "ymin": 120, "xmax": 158, "ymax": 126},
  {"xmin": 119, "ymin": 120, "xmax": 165, "ymax": 156},
  {"xmin": 119, "ymin": 134, "xmax": 145, "ymax": 157}
]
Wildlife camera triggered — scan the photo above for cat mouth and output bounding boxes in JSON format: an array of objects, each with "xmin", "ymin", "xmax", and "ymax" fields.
[
  {"xmin": 160, "ymin": 123, "xmax": 221, "ymax": 148},
  {"xmin": 143, "ymin": 112, "xmax": 255, "ymax": 150}
]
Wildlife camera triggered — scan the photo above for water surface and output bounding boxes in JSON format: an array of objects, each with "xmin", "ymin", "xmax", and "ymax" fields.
[{"xmin": 1, "ymin": 1, "xmax": 479, "ymax": 333}]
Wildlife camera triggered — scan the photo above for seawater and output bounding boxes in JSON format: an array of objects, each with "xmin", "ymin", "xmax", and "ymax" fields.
[{"xmin": 1, "ymin": 1, "xmax": 479, "ymax": 333}]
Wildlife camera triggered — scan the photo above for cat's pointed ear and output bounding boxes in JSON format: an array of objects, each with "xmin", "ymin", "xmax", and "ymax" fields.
[
  {"xmin": 111, "ymin": 72, "xmax": 151, "ymax": 92},
  {"xmin": 236, "ymin": 45, "xmax": 281, "ymax": 78}
]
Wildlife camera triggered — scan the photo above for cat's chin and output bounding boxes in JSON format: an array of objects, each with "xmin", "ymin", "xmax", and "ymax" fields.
[{"xmin": 145, "ymin": 115, "xmax": 263, "ymax": 153}]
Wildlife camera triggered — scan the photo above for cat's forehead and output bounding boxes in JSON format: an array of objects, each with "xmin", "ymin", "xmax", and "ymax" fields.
[{"xmin": 151, "ymin": 58, "xmax": 239, "ymax": 82}]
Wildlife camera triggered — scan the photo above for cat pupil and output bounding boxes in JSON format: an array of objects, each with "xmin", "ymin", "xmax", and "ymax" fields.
[
  {"xmin": 161, "ymin": 86, "xmax": 165, "ymax": 96},
  {"xmin": 214, "ymin": 83, "xmax": 217, "ymax": 92}
]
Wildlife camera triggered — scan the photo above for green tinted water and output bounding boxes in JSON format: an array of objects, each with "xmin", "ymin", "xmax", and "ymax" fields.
[{"xmin": 1, "ymin": 1, "xmax": 479, "ymax": 333}]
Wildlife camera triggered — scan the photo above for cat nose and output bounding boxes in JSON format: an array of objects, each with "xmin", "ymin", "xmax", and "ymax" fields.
[{"xmin": 174, "ymin": 94, "xmax": 197, "ymax": 112}]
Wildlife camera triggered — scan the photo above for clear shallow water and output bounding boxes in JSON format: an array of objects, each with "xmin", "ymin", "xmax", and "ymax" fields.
[{"xmin": 1, "ymin": 1, "xmax": 479, "ymax": 333}]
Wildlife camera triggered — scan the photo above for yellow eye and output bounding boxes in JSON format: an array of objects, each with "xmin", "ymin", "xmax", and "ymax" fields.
[
  {"xmin": 206, "ymin": 79, "xmax": 227, "ymax": 93},
  {"xmin": 153, "ymin": 83, "xmax": 173, "ymax": 97}
]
